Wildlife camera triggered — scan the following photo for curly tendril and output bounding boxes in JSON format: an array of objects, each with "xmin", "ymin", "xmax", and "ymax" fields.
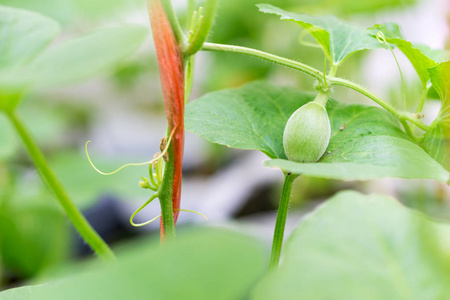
[
  {"xmin": 376, "ymin": 31, "xmax": 407, "ymax": 110},
  {"xmin": 84, "ymin": 126, "xmax": 177, "ymax": 176}
]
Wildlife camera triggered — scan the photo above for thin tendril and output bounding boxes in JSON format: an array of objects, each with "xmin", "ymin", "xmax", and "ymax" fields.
[
  {"xmin": 85, "ymin": 127, "xmax": 177, "ymax": 176},
  {"xmin": 174, "ymin": 208, "xmax": 209, "ymax": 220},
  {"xmin": 130, "ymin": 194, "xmax": 160, "ymax": 227},
  {"xmin": 376, "ymin": 31, "xmax": 407, "ymax": 110}
]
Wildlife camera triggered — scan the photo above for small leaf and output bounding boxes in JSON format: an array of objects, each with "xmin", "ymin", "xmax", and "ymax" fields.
[
  {"xmin": 257, "ymin": 4, "xmax": 383, "ymax": 65},
  {"xmin": 429, "ymin": 61, "xmax": 450, "ymax": 114},
  {"xmin": 28, "ymin": 25, "xmax": 148, "ymax": 87},
  {"xmin": 369, "ymin": 23, "xmax": 439, "ymax": 88},
  {"xmin": 422, "ymin": 61, "xmax": 450, "ymax": 169},
  {"xmin": 0, "ymin": 228, "xmax": 266, "ymax": 300},
  {"xmin": 0, "ymin": 5, "xmax": 60, "ymax": 69},
  {"xmin": 251, "ymin": 191, "xmax": 450, "ymax": 300},
  {"xmin": 185, "ymin": 81, "xmax": 449, "ymax": 181}
]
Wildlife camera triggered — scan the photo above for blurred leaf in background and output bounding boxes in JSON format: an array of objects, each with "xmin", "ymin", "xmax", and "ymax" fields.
[
  {"xmin": 0, "ymin": 228, "xmax": 267, "ymax": 300},
  {"xmin": 0, "ymin": 177, "xmax": 69, "ymax": 280},
  {"xmin": 0, "ymin": 0, "xmax": 145, "ymax": 26}
]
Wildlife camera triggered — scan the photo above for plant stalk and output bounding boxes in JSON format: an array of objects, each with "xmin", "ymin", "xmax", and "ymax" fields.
[
  {"xmin": 158, "ymin": 143, "xmax": 176, "ymax": 240},
  {"xmin": 268, "ymin": 173, "xmax": 297, "ymax": 271},
  {"xmin": 202, "ymin": 42, "xmax": 324, "ymax": 82},
  {"xmin": 6, "ymin": 111, "xmax": 116, "ymax": 262}
]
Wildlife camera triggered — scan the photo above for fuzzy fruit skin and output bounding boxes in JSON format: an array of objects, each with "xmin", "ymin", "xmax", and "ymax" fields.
[{"xmin": 283, "ymin": 102, "xmax": 331, "ymax": 163}]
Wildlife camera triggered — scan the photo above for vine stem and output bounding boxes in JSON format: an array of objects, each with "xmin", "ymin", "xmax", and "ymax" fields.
[
  {"xmin": 268, "ymin": 173, "xmax": 297, "ymax": 271},
  {"xmin": 158, "ymin": 143, "xmax": 176, "ymax": 240},
  {"xmin": 416, "ymin": 86, "xmax": 428, "ymax": 114},
  {"xmin": 6, "ymin": 111, "xmax": 116, "ymax": 262},
  {"xmin": 329, "ymin": 77, "xmax": 430, "ymax": 132},
  {"xmin": 201, "ymin": 42, "xmax": 431, "ymax": 133},
  {"xmin": 202, "ymin": 42, "xmax": 324, "ymax": 81}
]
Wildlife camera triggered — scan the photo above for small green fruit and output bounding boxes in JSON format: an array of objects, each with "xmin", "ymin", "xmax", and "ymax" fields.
[{"xmin": 283, "ymin": 101, "xmax": 331, "ymax": 163}]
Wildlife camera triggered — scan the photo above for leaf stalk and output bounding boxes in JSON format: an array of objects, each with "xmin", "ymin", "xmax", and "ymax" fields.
[{"xmin": 6, "ymin": 111, "xmax": 115, "ymax": 262}]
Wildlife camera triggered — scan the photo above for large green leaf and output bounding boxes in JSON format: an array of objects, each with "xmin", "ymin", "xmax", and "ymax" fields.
[
  {"xmin": 0, "ymin": 228, "xmax": 266, "ymax": 300},
  {"xmin": 186, "ymin": 82, "xmax": 313, "ymax": 159},
  {"xmin": 368, "ymin": 23, "xmax": 439, "ymax": 88},
  {"xmin": 257, "ymin": 4, "xmax": 382, "ymax": 65},
  {"xmin": 185, "ymin": 81, "xmax": 449, "ymax": 181},
  {"xmin": 251, "ymin": 191, "xmax": 450, "ymax": 300},
  {"xmin": 0, "ymin": 5, "xmax": 60, "ymax": 69},
  {"xmin": 28, "ymin": 25, "xmax": 147, "ymax": 87}
]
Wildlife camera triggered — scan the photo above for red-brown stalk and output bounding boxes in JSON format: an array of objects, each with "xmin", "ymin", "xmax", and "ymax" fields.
[{"xmin": 147, "ymin": 0, "xmax": 184, "ymax": 238}]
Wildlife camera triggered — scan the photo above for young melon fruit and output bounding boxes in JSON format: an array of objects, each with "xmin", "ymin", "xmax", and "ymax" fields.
[{"xmin": 283, "ymin": 101, "xmax": 331, "ymax": 163}]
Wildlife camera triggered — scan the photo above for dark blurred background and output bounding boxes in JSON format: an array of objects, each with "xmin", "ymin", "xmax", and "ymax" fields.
[{"xmin": 0, "ymin": 0, "xmax": 449, "ymax": 290}]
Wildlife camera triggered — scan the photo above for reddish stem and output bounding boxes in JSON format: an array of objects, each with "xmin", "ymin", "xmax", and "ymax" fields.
[{"xmin": 147, "ymin": 0, "xmax": 185, "ymax": 237}]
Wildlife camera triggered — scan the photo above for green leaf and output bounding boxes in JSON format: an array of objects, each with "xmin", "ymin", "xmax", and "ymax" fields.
[
  {"xmin": 0, "ymin": 5, "xmax": 60, "ymax": 69},
  {"xmin": 368, "ymin": 23, "xmax": 439, "ymax": 88},
  {"xmin": 28, "ymin": 25, "xmax": 148, "ymax": 87},
  {"xmin": 251, "ymin": 191, "xmax": 450, "ymax": 300},
  {"xmin": 429, "ymin": 61, "xmax": 450, "ymax": 115},
  {"xmin": 423, "ymin": 125, "xmax": 447, "ymax": 168},
  {"xmin": 185, "ymin": 81, "xmax": 449, "ymax": 181},
  {"xmin": 0, "ymin": 228, "xmax": 266, "ymax": 300},
  {"xmin": 422, "ymin": 61, "xmax": 450, "ymax": 169},
  {"xmin": 413, "ymin": 44, "xmax": 449, "ymax": 63},
  {"xmin": 186, "ymin": 82, "xmax": 312, "ymax": 159},
  {"xmin": 257, "ymin": 4, "xmax": 383, "ymax": 65}
]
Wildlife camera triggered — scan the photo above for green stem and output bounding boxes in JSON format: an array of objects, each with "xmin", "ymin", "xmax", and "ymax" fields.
[
  {"xmin": 6, "ymin": 111, "xmax": 115, "ymax": 262},
  {"xmin": 202, "ymin": 42, "xmax": 324, "ymax": 82},
  {"xmin": 158, "ymin": 143, "xmax": 176, "ymax": 239},
  {"xmin": 400, "ymin": 119, "xmax": 417, "ymax": 141},
  {"xmin": 200, "ymin": 42, "xmax": 431, "ymax": 132},
  {"xmin": 184, "ymin": 55, "xmax": 195, "ymax": 103},
  {"xmin": 328, "ymin": 64, "xmax": 338, "ymax": 77},
  {"xmin": 416, "ymin": 86, "xmax": 428, "ymax": 113},
  {"xmin": 160, "ymin": 0, "xmax": 186, "ymax": 46},
  {"xmin": 269, "ymin": 173, "xmax": 297, "ymax": 271},
  {"xmin": 183, "ymin": 0, "xmax": 219, "ymax": 56},
  {"xmin": 329, "ymin": 77, "xmax": 430, "ymax": 132}
]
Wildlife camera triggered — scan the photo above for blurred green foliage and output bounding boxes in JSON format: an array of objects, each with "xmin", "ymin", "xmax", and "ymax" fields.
[
  {"xmin": 0, "ymin": 228, "xmax": 267, "ymax": 299},
  {"xmin": 0, "ymin": 0, "xmax": 437, "ymax": 292}
]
